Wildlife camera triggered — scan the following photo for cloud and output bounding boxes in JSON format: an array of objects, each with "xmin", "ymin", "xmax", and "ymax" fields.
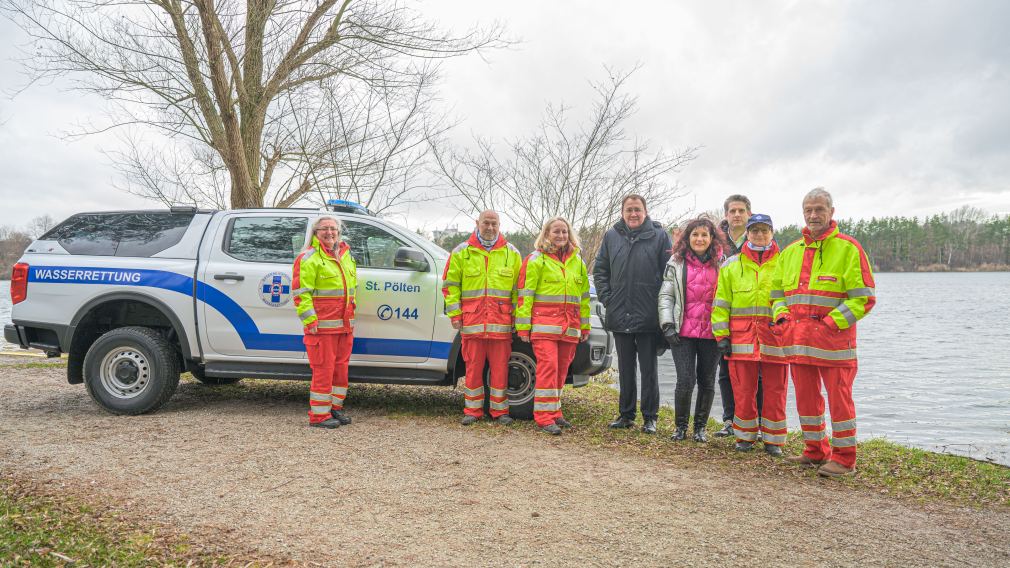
[{"xmin": 1, "ymin": 0, "xmax": 1008, "ymax": 233}]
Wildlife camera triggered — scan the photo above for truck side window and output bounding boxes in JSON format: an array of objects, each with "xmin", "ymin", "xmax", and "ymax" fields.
[
  {"xmin": 116, "ymin": 213, "xmax": 195, "ymax": 257},
  {"xmin": 342, "ymin": 220, "xmax": 410, "ymax": 269},
  {"xmin": 225, "ymin": 216, "xmax": 308, "ymax": 263},
  {"xmin": 43, "ymin": 214, "xmax": 122, "ymax": 256},
  {"xmin": 41, "ymin": 212, "xmax": 195, "ymax": 257}
]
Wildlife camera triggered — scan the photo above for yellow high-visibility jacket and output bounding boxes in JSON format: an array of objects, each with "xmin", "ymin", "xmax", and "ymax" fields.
[
  {"xmin": 771, "ymin": 222, "xmax": 876, "ymax": 367},
  {"xmin": 441, "ymin": 233, "xmax": 521, "ymax": 339},
  {"xmin": 515, "ymin": 248, "xmax": 591, "ymax": 343},
  {"xmin": 712, "ymin": 243, "xmax": 787, "ymax": 363},
  {"xmin": 292, "ymin": 237, "xmax": 357, "ymax": 334}
]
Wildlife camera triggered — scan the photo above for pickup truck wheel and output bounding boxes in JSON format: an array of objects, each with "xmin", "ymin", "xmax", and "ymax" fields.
[
  {"xmin": 504, "ymin": 343, "xmax": 537, "ymax": 420},
  {"xmin": 189, "ymin": 366, "xmax": 242, "ymax": 386},
  {"xmin": 83, "ymin": 326, "xmax": 180, "ymax": 415}
]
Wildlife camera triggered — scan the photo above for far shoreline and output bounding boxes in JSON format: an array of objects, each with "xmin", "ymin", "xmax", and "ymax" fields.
[{"xmin": 876, "ymin": 265, "xmax": 1010, "ymax": 273}]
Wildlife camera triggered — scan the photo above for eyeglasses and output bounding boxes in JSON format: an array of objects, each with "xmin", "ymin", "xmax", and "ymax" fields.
[{"xmin": 316, "ymin": 227, "xmax": 339, "ymax": 232}]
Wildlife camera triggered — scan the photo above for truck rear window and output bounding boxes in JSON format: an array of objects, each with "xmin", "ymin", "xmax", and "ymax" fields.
[{"xmin": 42, "ymin": 212, "xmax": 195, "ymax": 257}]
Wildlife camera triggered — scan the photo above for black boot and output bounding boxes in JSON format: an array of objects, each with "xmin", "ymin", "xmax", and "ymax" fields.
[
  {"xmin": 670, "ymin": 426, "xmax": 688, "ymax": 441},
  {"xmin": 693, "ymin": 388, "xmax": 715, "ymax": 436},
  {"xmin": 609, "ymin": 417, "xmax": 635, "ymax": 429}
]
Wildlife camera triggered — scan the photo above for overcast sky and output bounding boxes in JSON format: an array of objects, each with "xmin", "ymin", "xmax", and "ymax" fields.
[{"xmin": 2, "ymin": 0, "xmax": 1008, "ymax": 233}]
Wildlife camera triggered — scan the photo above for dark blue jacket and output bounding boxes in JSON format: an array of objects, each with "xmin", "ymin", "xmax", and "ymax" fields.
[{"xmin": 593, "ymin": 217, "xmax": 672, "ymax": 333}]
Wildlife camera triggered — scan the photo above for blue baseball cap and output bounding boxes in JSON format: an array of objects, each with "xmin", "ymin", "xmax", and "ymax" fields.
[{"xmin": 746, "ymin": 213, "xmax": 773, "ymax": 230}]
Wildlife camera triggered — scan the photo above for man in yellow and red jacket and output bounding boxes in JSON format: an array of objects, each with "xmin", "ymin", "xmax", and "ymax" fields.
[
  {"xmin": 293, "ymin": 217, "xmax": 357, "ymax": 429},
  {"xmin": 442, "ymin": 210, "xmax": 522, "ymax": 425},
  {"xmin": 772, "ymin": 188, "xmax": 876, "ymax": 477}
]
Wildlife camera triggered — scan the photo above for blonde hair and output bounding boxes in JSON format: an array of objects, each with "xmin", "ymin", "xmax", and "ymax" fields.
[
  {"xmin": 534, "ymin": 216, "xmax": 580, "ymax": 254},
  {"xmin": 305, "ymin": 216, "xmax": 343, "ymax": 250}
]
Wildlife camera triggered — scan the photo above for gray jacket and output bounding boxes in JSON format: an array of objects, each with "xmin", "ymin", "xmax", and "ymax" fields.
[{"xmin": 657, "ymin": 256, "xmax": 685, "ymax": 333}]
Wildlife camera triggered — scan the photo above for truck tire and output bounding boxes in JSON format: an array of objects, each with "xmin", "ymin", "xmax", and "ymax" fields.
[
  {"xmin": 83, "ymin": 326, "xmax": 181, "ymax": 415},
  {"xmin": 503, "ymin": 341, "xmax": 538, "ymax": 420},
  {"xmin": 189, "ymin": 366, "xmax": 242, "ymax": 386}
]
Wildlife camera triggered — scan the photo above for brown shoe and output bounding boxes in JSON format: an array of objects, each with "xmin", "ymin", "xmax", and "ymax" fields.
[
  {"xmin": 786, "ymin": 454, "xmax": 827, "ymax": 468},
  {"xmin": 817, "ymin": 461, "xmax": 856, "ymax": 478}
]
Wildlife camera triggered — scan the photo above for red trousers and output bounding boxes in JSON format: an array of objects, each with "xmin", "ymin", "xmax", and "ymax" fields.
[
  {"xmin": 532, "ymin": 339, "xmax": 577, "ymax": 427},
  {"xmin": 729, "ymin": 360, "xmax": 788, "ymax": 446},
  {"xmin": 461, "ymin": 337, "xmax": 512, "ymax": 418},
  {"xmin": 305, "ymin": 333, "xmax": 353, "ymax": 423},
  {"xmin": 791, "ymin": 364, "xmax": 858, "ymax": 468}
]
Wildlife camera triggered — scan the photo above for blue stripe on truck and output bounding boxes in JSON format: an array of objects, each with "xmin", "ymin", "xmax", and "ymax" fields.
[{"xmin": 27, "ymin": 266, "xmax": 452, "ymax": 359}]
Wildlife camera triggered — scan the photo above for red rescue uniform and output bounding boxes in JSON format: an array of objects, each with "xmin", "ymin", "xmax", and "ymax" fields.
[
  {"xmin": 442, "ymin": 232, "xmax": 521, "ymax": 419},
  {"xmin": 293, "ymin": 238, "xmax": 357, "ymax": 424},
  {"xmin": 516, "ymin": 247, "xmax": 591, "ymax": 427},
  {"xmin": 712, "ymin": 242, "xmax": 789, "ymax": 447},
  {"xmin": 772, "ymin": 221, "xmax": 876, "ymax": 468}
]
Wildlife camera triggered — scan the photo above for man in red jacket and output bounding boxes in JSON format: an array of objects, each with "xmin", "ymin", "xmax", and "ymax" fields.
[{"xmin": 773, "ymin": 188, "xmax": 877, "ymax": 477}]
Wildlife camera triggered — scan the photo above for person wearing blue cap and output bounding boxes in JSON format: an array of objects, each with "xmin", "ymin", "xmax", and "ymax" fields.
[
  {"xmin": 711, "ymin": 213, "xmax": 790, "ymax": 456},
  {"xmin": 714, "ymin": 195, "xmax": 763, "ymax": 437}
]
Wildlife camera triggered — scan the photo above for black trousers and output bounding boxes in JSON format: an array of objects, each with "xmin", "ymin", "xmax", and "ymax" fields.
[
  {"xmin": 614, "ymin": 332, "xmax": 660, "ymax": 421},
  {"xmin": 670, "ymin": 337, "xmax": 721, "ymax": 430},
  {"xmin": 718, "ymin": 357, "xmax": 763, "ymax": 422}
]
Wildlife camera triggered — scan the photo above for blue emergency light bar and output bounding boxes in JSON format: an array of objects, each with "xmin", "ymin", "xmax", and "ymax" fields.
[{"xmin": 326, "ymin": 199, "xmax": 372, "ymax": 216}]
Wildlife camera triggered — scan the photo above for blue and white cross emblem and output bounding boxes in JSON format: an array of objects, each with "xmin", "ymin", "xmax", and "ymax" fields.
[{"xmin": 259, "ymin": 272, "xmax": 292, "ymax": 307}]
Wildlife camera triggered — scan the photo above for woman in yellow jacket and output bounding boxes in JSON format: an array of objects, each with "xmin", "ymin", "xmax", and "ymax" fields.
[
  {"xmin": 711, "ymin": 214, "xmax": 789, "ymax": 455},
  {"xmin": 292, "ymin": 216, "xmax": 357, "ymax": 429},
  {"xmin": 515, "ymin": 217, "xmax": 592, "ymax": 435}
]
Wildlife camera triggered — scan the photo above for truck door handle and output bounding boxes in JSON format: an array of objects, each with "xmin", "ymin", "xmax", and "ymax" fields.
[{"xmin": 213, "ymin": 273, "xmax": 245, "ymax": 281}]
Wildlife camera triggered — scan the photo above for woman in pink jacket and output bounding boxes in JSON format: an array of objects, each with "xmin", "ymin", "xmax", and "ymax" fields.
[{"xmin": 657, "ymin": 217, "xmax": 727, "ymax": 442}]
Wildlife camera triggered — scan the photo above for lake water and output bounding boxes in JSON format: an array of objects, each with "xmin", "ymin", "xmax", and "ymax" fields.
[
  {"xmin": 2, "ymin": 274, "xmax": 1009, "ymax": 465},
  {"xmin": 628, "ymin": 272, "xmax": 1010, "ymax": 466}
]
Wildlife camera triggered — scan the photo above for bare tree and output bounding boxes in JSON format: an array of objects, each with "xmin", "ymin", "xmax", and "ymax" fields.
[
  {"xmin": 0, "ymin": 225, "xmax": 32, "ymax": 276},
  {"xmin": 25, "ymin": 215, "xmax": 56, "ymax": 239},
  {"xmin": 431, "ymin": 68, "xmax": 699, "ymax": 261},
  {"xmin": 2, "ymin": 0, "xmax": 506, "ymax": 209}
]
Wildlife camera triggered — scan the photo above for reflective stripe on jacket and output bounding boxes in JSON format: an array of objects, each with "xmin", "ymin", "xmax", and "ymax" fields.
[
  {"xmin": 515, "ymin": 248, "xmax": 591, "ymax": 343},
  {"xmin": 293, "ymin": 237, "xmax": 357, "ymax": 334},
  {"xmin": 771, "ymin": 221, "xmax": 876, "ymax": 367},
  {"xmin": 441, "ymin": 233, "xmax": 521, "ymax": 339},
  {"xmin": 712, "ymin": 242, "xmax": 786, "ymax": 362}
]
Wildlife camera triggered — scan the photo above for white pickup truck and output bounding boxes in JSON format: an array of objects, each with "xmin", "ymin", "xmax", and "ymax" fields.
[{"xmin": 5, "ymin": 205, "xmax": 613, "ymax": 417}]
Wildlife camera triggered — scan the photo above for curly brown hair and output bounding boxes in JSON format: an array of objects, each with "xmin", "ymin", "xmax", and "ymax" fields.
[{"xmin": 671, "ymin": 217, "xmax": 726, "ymax": 268}]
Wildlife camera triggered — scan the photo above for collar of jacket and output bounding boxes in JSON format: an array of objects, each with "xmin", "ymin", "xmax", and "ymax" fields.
[
  {"xmin": 310, "ymin": 236, "xmax": 349, "ymax": 260},
  {"xmin": 466, "ymin": 231, "xmax": 508, "ymax": 252},
  {"xmin": 545, "ymin": 246, "xmax": 578, "ymax": 264},
  {"xmin": 802, "ymin": 220, "xmax": 839, "ymax": 245},
  {"xmin": 614, "ymin": 217, "xmax": 658, "ymax": 240},
  {"xmin": 742, "ymin": 240, "xmax": 779, "ymax": 265}
]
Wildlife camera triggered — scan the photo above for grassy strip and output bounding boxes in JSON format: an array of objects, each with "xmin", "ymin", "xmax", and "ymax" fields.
[
  {"xmin": 0, "ymin": 473, "xmax": 254, "ymax": 567},
  {"xmin": 558, "ymin": 379, "xmax": 1010, "ymax": 508},
  {"xmin": 0, "ymin": 362, "xmax": 68, "ymax": 370},
  {"xmin": 183, "ymin": 373, "xmax": 1009, "ymax": 508}
]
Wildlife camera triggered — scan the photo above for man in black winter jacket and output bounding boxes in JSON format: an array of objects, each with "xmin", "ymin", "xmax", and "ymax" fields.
[{"xmin": 593, "ymin": 194, "xmax": 672, "ymax": 434}]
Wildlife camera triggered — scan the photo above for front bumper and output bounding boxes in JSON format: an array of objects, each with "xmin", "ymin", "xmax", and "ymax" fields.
[{"xmin": 570, "ymin": 323, "xmax": 613, "ymax": 381}]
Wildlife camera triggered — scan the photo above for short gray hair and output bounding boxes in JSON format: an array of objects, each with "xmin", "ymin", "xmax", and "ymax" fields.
[{"xmin": 803, "ymin": 187, "xmax": 833, "ymax": 208}]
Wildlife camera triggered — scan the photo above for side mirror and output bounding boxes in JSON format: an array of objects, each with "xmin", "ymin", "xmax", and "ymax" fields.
[{"xmin": 394, "ymin": 247, "xmax": 430, "ymax": 272}]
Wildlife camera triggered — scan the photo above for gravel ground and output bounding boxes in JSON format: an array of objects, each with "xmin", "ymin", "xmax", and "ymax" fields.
[{"xmin": 1, "ymin": 354, "xmax": 1008, "ymax": 567}]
